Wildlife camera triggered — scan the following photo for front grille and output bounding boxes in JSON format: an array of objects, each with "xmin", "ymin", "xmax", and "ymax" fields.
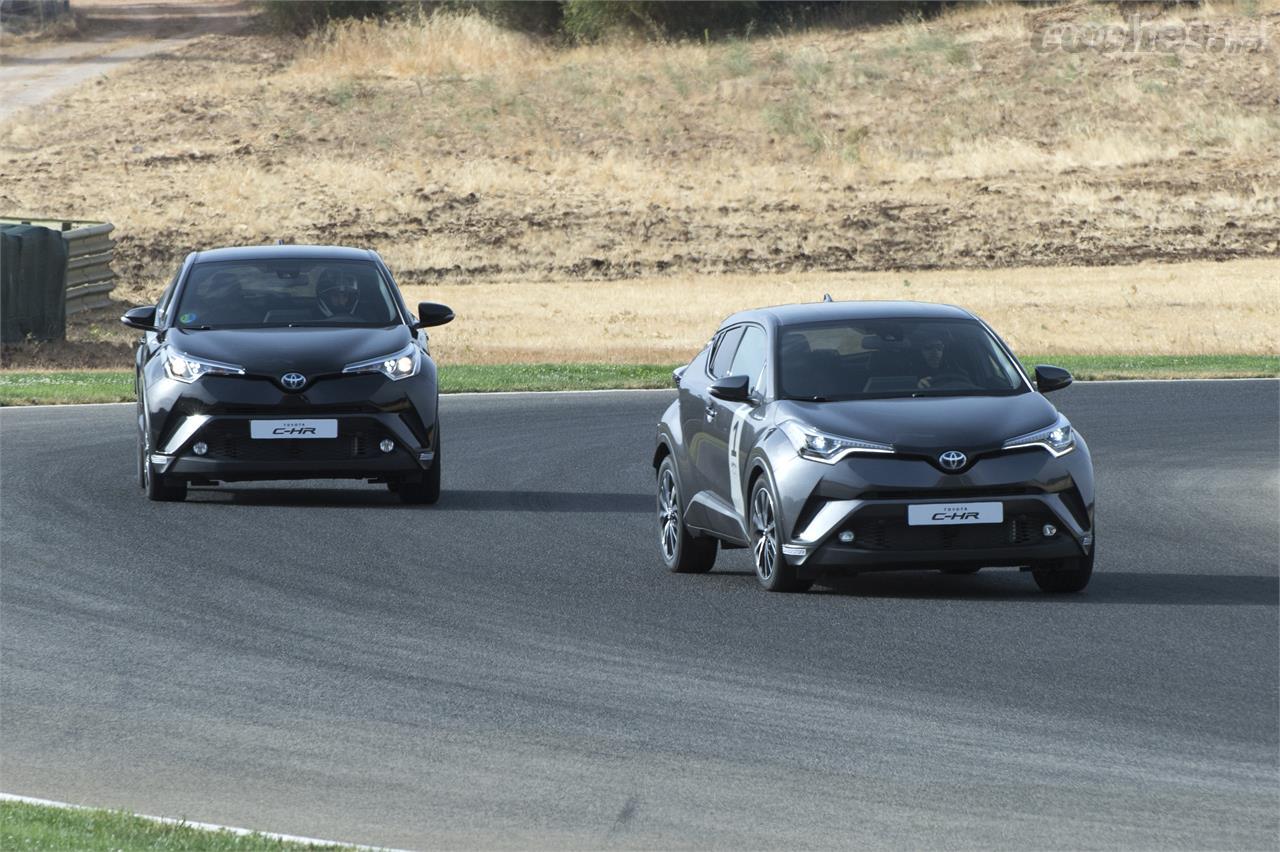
[
  {"xmin": 856, "ymin": 486, "xmax": 1035, "ymax": 501},
  {"xmin": 847, "ymin": 507, "xmax": 1055, "ymax": 552},
  {"xmin": 194, "ymin": 419, "xmax": 391, "ymax": 462}
]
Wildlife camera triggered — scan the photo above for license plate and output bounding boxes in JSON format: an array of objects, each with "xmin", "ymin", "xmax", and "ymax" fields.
[
  {"xmin": 908, "ymin": 502, "xmax": 1003, "ymax": 526},
  {"xmin": 250, "ymin": 419, "xmax": 337, "ymax": 439}
]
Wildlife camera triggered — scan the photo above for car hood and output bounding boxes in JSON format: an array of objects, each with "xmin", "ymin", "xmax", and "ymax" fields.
[
  {"xmin": 777, "ymin": 392, "xmax": 1059, "ymax": 455},
  {"xmin": 166, "ymin": 325, "xmax": 412, "ymax": 377}
]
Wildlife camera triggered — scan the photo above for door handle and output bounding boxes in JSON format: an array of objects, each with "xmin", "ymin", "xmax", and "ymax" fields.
[{"xmin": 705, "ymin": 402, "xmax": 717, "ymax": 422}]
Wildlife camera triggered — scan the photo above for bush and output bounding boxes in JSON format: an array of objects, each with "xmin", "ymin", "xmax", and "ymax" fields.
[
  {"xmin": 260, "ymin": 0, "xmax": 401, "ymax": 33},
  {"xmin": 455, "ymin": 1, "xmax": 563, "ymax": 36},
  {"xmin": 561, "ymin": 0, "xmax": 762, "ymax": 42}
]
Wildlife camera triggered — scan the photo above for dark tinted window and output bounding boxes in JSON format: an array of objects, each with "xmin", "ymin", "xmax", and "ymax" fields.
[
  {"xmin": 154, "ymin": 270, "xmax": 180, "ymax": 326},
  {"xmin": 709, "ymin": 326, "xmax": 745, "ymax": 379},
  {"xmin": 728, "ymin": 325, "xmax": 768, "ymax": 390},
  {"xmin": 778, "ymin": 318, "xmax": 1027, "ymax": 400},
  {"xmin": 174, "ymin": 259, "xmax": 401, "ymax": 329}
]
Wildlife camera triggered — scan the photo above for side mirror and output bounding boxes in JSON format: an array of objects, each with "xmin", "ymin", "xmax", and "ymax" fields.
[
  {"xmin": 709, "ymin": 374, "xmax": 752, "ymax": 403},
  {"xmin": 414, "ymin": 302, "xmax": 455, "ymax": 329},
  {"xmin": 1035, "ymin": 364, "xmax": 1073, "ymax": 394},
  {"xmin": 672, "ymin": 364, "xmax": 688, "ymax": 388},
  {"xmin": 121, "ymin": 305, "xmax": 157, "ymax": 331}
]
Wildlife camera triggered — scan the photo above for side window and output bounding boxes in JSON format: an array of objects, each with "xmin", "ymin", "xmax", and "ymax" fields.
[
  {"xmin": 729, "ymin": 325, "xmax": 768, "ymax": 390},
  {"xmin": 154, "ymin": 270, "xmax": 180, "ymax": 326},
  {"xmin": 708, "ymin": 325, "xmax": 745, "ymax": 379}
]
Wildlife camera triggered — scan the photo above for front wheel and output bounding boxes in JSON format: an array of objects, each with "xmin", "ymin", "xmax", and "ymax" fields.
[
  {"xmin": 139, "ymin": 417, "xmax": 185, "ymax": 502},
  {"xmin": 749, "ymin": 475, "xmax": 811, "ymax": 593},
  {"xmin": 657, "ymin": 457, "xmax": 716, "ymax": 573},
  {"xmin": 1032, "ymin": 548, "xmax": 1094, "ymax": 593},
  {"xmin": 398, "ymin": 429, "xmax": 441, "ymax": 505}
]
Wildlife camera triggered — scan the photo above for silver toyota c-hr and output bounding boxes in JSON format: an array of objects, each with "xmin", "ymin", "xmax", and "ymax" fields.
[{"xmin": 653, "ymin": 300, "xmax": 1095, "ymax": 593}]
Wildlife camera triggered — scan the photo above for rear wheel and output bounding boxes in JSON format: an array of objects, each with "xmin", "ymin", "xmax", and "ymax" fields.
[
  {"xmin": 749, "ymin": 476, "xmax": 811, "ymax": 593},
  {"xmin": 1032, "ymin": 548, "xmax": 1094, "ymax": 593},
  {"xmin": 657, "ymin": 456, "xmax": 716, "ymax": 573}
]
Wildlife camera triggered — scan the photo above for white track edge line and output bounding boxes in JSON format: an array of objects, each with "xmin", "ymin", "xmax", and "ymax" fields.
[
  {"xmin": 0, "ymin": 376, "xmax": 1276, "ymax": 412},
  {"xmin": 0, "ymin": 792, "xmax": 410, "ymax": 851}
]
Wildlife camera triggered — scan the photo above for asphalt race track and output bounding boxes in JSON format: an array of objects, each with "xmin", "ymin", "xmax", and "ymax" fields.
[{"xmin": 2, "ymin": 380, "xmax": 1277, "ymax": 849}]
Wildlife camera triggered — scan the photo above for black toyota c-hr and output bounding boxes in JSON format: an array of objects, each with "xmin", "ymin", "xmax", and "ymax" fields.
[
  {"xmin": 654, "ymin": 300, "xmax": 1096, "ymax": 593},
  {"xmin": 122, "ymin": 245, "xmax": 454, "ymax": 504}
]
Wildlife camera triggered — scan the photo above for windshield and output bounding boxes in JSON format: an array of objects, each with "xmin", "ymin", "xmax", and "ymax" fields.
[
  {"xmin": 778, "ymin": 317, "xmax": 1028, "ymax": 400},
  {"xmin": 173, "ymin": 259, "xmax": 402, "ymax": 329}
]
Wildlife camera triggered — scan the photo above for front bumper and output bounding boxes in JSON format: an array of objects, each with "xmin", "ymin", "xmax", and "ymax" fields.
[
  {"xmin": 767, "ymin": 437, "xmax": 1095, "ymax": 576},
  {"xmin": 787, "ymin": 495, "xmax": 1090, "ymax": 576},
  {"xmin": 143, "ymin": 368, "xmax": 438, "ymax": 483}
]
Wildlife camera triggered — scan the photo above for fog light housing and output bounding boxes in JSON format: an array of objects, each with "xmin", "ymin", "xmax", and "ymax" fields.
[
  {"xmin": 1042, "ymin": 523, "xmax": 1057, "ymax": 538},
  {"xmin": 838, "ymin": 531, "xmax": 855, "ymax": 544},
  {"xmin": 192, "ymin": 441, "xmax": 208, "ymax": 456},
  {"xmin": 379, "ymin": 439, "xmax": 395, "ymax": 453}
]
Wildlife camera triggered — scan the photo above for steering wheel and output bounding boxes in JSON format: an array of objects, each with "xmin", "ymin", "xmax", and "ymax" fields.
[{"xmin": 919, "ymin": 372, "xmax": 971, "ymax": 388}]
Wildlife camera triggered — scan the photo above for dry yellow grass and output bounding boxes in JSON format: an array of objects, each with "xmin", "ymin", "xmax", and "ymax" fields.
[
  {"xmin": 404, "ymin": 258, "xmax": 1280, "ymax": 365},
  {"xmin": 1, "ymin": 2, "xmax": 1276, "ymax": 299}
]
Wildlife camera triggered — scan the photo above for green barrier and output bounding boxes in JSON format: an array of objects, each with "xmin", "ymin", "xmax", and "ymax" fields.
[{"xmin": 1, "ymin": 224, "xmax": 69, "ymax": 343}]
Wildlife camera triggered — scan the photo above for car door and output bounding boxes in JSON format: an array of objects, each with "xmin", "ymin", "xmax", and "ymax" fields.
[
  {"xmin": 702, "ymin": 324, "xmax": 770, "ymax": 528},
  {"xmin": 688, "ymin": 325, "xmax": 744, "ymax": 503}
]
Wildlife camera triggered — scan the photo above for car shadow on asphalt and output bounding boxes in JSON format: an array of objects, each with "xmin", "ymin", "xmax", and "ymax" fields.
[
  {"xmin": 188, "ymin": 486, "xmax": 652, "ymax": 512},
  {"xmin": 187, "ymin": 486, "xmax": 405, "ymax": 507},
  {"xmin": 805, "ymin": 571, "xmax": 1279, "ymax": 606},
  {"xmin": 433, "ymin": 489, "xmax": 652, "ymax": 513}
]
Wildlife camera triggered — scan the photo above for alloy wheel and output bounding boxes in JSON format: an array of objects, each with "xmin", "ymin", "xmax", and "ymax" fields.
[
  {"xmin": 751, "ymin": 486, "xmax": 778, "ymax": 581},
  {"xmin": 658, "ymin": 467, "xmax": 680, "ymax": 562}
]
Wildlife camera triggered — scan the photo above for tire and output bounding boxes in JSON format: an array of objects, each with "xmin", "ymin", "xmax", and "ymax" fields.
[
  {"xmin": 140, "ymin": 411, "xmax": 185, "ymax": 502},
  {"xmin": 136, "ymin": 400, "xmax": 147, "ymax": 489},
  {"xmin": 399, "ymin": 426, "xmax": 441, "ymax": 505},
  {"xmin": 1032, "ymin": 548, "xmax": 1094, "ymax": 593},
  {"xmin": 748, "ymin": 474, "xmax": 811, "ymax": 593},
  {"xmin": 657, "ymin": 456, "xmax": 716, "ymax": 573}
]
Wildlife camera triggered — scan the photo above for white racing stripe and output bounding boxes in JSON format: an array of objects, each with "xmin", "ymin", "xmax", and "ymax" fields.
[{"xmin": 0, "ymin": 792, "xmax": 408, "ymax": 851}]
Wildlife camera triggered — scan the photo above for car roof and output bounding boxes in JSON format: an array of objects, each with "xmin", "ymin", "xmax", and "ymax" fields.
[
  {"xmin": 189, "ymin": 245, "xmax": 378, "ymax": 263},
  {"xmin": 722, "ymin": 300, "xmax": 977, "ymax": 329}
]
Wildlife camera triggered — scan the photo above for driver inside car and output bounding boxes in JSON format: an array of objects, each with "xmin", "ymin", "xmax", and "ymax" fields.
[
  {"xmin": 316, "ymin": 270, "xmax": 360, "ymax": 318},
  {"xmin": 914, "ymin": 335, "xmax": 969, "ymax": 388}
]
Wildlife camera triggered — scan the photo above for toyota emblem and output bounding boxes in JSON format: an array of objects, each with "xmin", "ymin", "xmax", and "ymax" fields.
[
  {"xmin": 939, "ymin": 450, "xmax": 967, "ymax": 471},
  {"xmin": 281, "ymin": 372, "xmax": 307, "ymax": 390}
]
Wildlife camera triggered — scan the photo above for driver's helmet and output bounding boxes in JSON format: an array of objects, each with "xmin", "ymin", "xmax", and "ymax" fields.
[
  {"xmin": 317, "ymin": 269, "xmax": 359, "ymax": 316},
  {"xmin": 918, "ymin": 334, "xmax": 946, "ymax": 356}
]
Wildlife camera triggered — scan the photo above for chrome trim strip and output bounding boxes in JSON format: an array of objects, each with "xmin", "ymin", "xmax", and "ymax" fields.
[
  {"xmin": 160, "ymin": 414, "xmax": 212, "ymax": 454},
  {"xmin": 795, "ymin": 499, "xmax": 863, "ymax": 545}
]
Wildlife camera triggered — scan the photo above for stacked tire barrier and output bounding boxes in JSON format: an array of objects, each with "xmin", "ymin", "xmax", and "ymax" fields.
[
  {"xmin": 0, "ymin": 1, "xmax": 71, "ymax": 23},
  {"xmin": 0, "ymin": 219, "xmax": 116, "ymax": 343},
  {"xmin": 63, "ymin": 222, "xmax": 117, "ymax": 315},
  {"xmin": 1, "ymin": 225, "xmax": 68, "ymax": 343}
]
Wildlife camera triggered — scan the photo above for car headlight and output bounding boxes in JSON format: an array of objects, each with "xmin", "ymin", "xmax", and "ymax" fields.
[
  {"xmin": 1002, "ymin": 414, "xmax": 1076, "ymax": 457},
  {"xmin": 342, "ymin": 344, "xmax": 420, "ymax": 381},
  {"xmin": 164, "ymin": 351, "xmax": 245, "ymax": 383},
  {"xmin": 778, "ymin": 420, "xmax": 893, "ymax": 464}
]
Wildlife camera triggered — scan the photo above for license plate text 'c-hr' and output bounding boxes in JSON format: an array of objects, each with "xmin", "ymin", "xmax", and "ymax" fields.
[{"xmin": 249, "ymin": 419, "xmax": 338, "ymax": 439}]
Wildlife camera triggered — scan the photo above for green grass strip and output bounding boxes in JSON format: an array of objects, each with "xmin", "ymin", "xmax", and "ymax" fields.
[
  {"xmin": 0, "ymin": 356, "xmax": 1275, "ymax": 406},
  {"xmin": 0, "ymin": 800, "xmax": 348, "ymax": 851}
]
